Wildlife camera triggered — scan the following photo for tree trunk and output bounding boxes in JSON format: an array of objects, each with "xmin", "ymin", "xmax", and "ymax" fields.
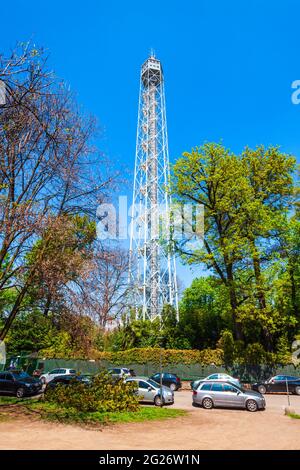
[
  {"xmin": 0, "ymin": 286, "xmax": 28, "ymax": 340},
  {"xmin": 225, "ymin": 263, "xmax": 243, "ymax": 341},
  {"xmin": 250, "ymin": 239, "xmax": 272, "ymax": 351},
  {"xmin": 288, "ymin": 262, "xmax": 299, "ymax": 320}
]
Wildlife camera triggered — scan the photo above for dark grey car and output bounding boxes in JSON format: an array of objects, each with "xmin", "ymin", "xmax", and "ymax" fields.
[{"xmin": 193, "ymin": 381, "xmax": 265, "ymax": 412}]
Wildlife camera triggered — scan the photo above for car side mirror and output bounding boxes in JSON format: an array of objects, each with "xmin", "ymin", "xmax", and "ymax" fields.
[
  {"xmin": 148, "ymin": 387, "xmax": 152, "ymax": 391},
  {"xmin": 236, "ymin": 391, "xmax": 241, "ymax": 395}
]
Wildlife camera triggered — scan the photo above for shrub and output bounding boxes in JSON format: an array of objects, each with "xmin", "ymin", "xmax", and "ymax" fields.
[
  {"xmin": 94, "ymin": 347, "xmax": 224, "ymax": 366},
  {"xmin": 239, "ymin": 343, "xmax": 277, "ymax": 366},
  {"xmin": 217, "ymin": 330, "xmax": 235, "ymax": 366},
  {"xmin": 44, "ymin": 371, "xmax": 140, "ymax": 413},
  {"xmin": 38, "ymin": 345, "xmax": 294, "ymax": 367}
]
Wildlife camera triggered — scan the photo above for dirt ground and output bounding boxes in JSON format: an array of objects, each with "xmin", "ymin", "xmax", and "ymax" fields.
[{"xmin": 0, "ymin": 392, "xmax": 300, "ymax": 450}]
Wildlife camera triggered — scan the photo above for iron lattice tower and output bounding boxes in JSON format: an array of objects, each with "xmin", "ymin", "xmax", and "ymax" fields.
[{"xmin": 128, "ymin": 54, "xmax": 179, "ymax": 321}]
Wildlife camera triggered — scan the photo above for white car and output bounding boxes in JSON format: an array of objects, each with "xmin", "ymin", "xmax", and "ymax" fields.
[
  {"xmin": 191, "ymin": 373, "xmax": 240, "ymax": 390},
  {"xmin": 40, "ymin": 368, "xmax": 76, "ymax": 384}
]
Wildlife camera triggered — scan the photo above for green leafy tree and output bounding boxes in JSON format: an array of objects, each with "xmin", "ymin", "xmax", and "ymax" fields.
[
  {"xmin": 179, "ymin": 277, "xmax": 229, "ymax": 349},
  {"xmin": 172, "ymin": 143, "xmax": 298, "ymax": 350}
]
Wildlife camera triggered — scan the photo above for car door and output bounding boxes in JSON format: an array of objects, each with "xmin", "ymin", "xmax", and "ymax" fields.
[
  {"xmin": 47, "ymin": 369, "xmax": 60, "ymax": 381},
  {"xmin": 223, "ymin": 383, "xmax": 244, "ymax": 407},
  {"xmin": 138, "ymin": 380, "xmax": 155, "ymax": 402},
  {"xmin": 285, "ymin": 377, "xmax": 300, "ymax": 393},
  {"xmin": 57, "ymin": 369, "xmax": 66, "ymax": 378},
  {"xmin": 0, "ymin": 373, "xmax": 8, "ymax": 393},
  {"xmin": 275, "ymin": 376, "xmax": 289, "ymax": 393},
  {"xmin": 3, "ymin": 373, "xmax": 16, "ymax": 394},
  {"xmin": 269, "ymin": 376, "xmax": 285, "ymax": 392},
  {"xmin": 210, "ymin": 383, "xmax": 225, "ymax": 406},
  {"xmin": 163, "ymin": 374, "xmax": 172, "ymax": 387}
]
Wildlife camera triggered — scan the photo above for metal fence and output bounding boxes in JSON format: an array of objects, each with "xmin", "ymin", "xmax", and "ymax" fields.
[{"xmin": 3, "ymin": 355, "xmax": 300, "ymax": 383}]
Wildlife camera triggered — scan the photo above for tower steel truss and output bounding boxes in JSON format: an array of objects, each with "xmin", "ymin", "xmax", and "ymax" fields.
[{"xmin": 128, "ymin": 55, "xmax": 179, "ymax": 321}]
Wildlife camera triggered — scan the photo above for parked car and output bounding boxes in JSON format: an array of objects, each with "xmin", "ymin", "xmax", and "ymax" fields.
[
  {"xmin": 107, "ymin": 367, "xmax": 132, "ymax": 380},
  {"xmin": 125, "ymin": 377, "xmax": 174, "ymax": 406},
  {"xmin": 40, "ymin": 368, "xmax": 77, "ymax": 384},
  {"xmin": 150, "ymin": 373, "xmax": 181, "ymax": 391},
  {"xmin": 252, "ymin": 375, "xmax": 300, "ymax": 395},
  {"xmin": 191, "ymin": 373, "xmax": 240, "ymax": 390},
  {"xmin": 0, "ymin": 370, "xmax": 43, "ymax": 398},
  {"xmin": 193, "ymin": 380, "xmax": 265, "ymax": 412},
  {"xmin": 45, "ymin": 374, "xmax": 92, "ymax": 391}
]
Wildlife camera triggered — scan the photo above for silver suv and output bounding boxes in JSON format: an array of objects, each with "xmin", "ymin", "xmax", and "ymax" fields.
[
  {"xmin": 193, "ymin": 381, "xmax": 265, "ymax": 412},
  {"xmin": 126, "ymin": 377, "xmax": 174, "ymax": 406}
]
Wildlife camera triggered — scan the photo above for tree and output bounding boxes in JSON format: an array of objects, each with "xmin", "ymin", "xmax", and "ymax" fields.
[
  {"xmin": 237, "ymin": 146, "xmax": 296, "ymax": 349},
  {"xmin": 0, "ymin": 43, "xmax": 117, "ymax": 339},
  {"xmin": 172, "ymin": 143, "xmax": 298, "ymax": 349},
  {"xmin": 179, "ymin": 277, "xmax": 229, "ymax": 349},
  {"xmin": 72, "ymin": 243, "xmax": 129, "ymax": 328},
  {"xmin": 172, "ymin": 143, "xmax": 249, "ymax": 340}
]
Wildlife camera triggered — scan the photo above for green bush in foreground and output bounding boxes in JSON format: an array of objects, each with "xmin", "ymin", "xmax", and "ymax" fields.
[{"xmin": 45, "ymin": 372, "xmax": 139, "ymax": 413}]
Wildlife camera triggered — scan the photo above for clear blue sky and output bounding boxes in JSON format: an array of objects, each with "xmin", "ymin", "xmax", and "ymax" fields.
[{"xmin": 1, "ymin": 0, "xmax": 300, "ymax": 287}]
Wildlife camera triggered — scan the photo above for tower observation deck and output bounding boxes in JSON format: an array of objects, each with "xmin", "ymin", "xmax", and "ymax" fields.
[{"xmin": 128, "ymin": 55, "xmax": 179, "ymax": 321}]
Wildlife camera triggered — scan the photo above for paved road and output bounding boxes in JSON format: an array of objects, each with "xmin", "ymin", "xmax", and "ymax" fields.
[{"xmin": 0, "ymin": 391, "xmax": 300, "ymax": 450}]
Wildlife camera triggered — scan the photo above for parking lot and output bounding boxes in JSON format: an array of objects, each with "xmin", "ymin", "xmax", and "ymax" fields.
[{"xmin": 0, "ymin": 390, "xmax": 300, "ymax": 450}]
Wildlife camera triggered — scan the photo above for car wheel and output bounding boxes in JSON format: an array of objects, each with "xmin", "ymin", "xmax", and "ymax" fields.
[
  {"xmin": 202, "ymin": 397, "xmax": 213, "ymax": 409},
  {"xmin": 246, "ymin": 399, "xmax": 258, "ymax": 412},
  {"xmin": 169, "ymin": 383, "xmax": 176, "ymax": 392},
  {"xmin": 294, "ymin": 386, "xmax": 300, "ymax": 396},
  {"xmin": 258, "ymin": 385, "xmax": 266, "ymax": 394},
  {"xmin": 154, "ymin": 395, "xmax": 164, "ymax": 406},
  {"xmin": 16, "ymin": 387, "xmax": 25, "ymax": 398}
]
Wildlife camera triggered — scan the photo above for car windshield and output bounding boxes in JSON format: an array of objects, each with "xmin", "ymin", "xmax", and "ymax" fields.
[
  {"xmin": 267, "ymin": 377, "xmax": 277, "ymax": 383},
  {"xmin": 147, "ymin": 379, "xmax": 161, "ymax": 388},
  {"xmin": 12, "ymin": 371, "xmax": 31, "ymax": 380}
]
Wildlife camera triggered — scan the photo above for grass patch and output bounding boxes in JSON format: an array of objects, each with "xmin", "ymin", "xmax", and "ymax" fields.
[
  {"xmin": 26, "ymin": 401, "xmax": 186, "ymax": 424},
  {"xmin": 99, "ymin": 407, "xmax": 187, "ymax": 424},
  {"xmin": 0, "ymin": 395, "xmax": 187, "ymax": 426},
  {"xmin": 26, "ymin": 401, "xmax": 186, "ymax": 426},
  {"xmin": 288, "ymin": 413, "xmax": 300, "ymax": 420},
  {"xmin": 0, "ymin": 396, "xmax": 25, "ymax": 405}
]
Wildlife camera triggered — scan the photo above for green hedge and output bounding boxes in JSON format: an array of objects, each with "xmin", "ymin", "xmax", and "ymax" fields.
[
  {"xmin": 38, "ymin": 346, "xmax": 295, "ymax": 367},
  {"xmin": 40, "ymin": 347, "xmax": 224, "ymax": 365}
]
